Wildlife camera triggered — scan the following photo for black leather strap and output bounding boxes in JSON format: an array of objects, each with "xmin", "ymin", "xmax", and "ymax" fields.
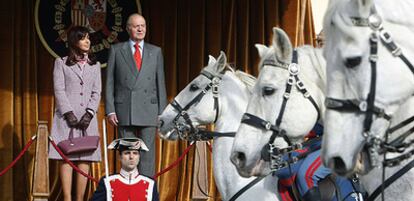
[
  {"xmin": 368, "ymin": 158, "xmax": 414, "ymax": 201},
  {"xmin": 228, "ymin": 176, "xmax": 267, "ymax": 201}
]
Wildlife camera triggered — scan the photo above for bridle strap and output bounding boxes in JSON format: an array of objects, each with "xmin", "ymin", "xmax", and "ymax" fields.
[
  {"xmin": 241, "ymin": 113, "xmax": 283, "ymax": 133},
  {"xmin": 294, "ymin": 74, "xmax": 321, "ymax": 122},
  {"xmin": 379, "ymin": 28, "xmax": 414, "ymax": 75},
  {"xmin": 325, "ymin": 98, "xmax": 391, "ymax": 120},
  {"xmin": 367, "ymin": 158, "xmax": 414, "ymax": 201},
  {"xmin": 178, "ymin": 129, "xmax": 236, "ymax": 141},
  {"xmin": 171, "ymin": 70, "xmax": 224, "ymax": 140},
  {"xmin": 241, "ymin": 50, "xmax": 321, "ymax": 167},
  {"xmin": 327, "ymin": 11, "xmax": 414, "ymax": 133},
  {"xmin": 364, "ymin": 33, "xmax": 379, "ymax": 132},
  {"xmin": 274, "ymin": 50, "xmax": 298, "ymax": 130}
]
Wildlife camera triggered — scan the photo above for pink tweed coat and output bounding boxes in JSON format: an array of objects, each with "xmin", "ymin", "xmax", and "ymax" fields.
[{"xmin": 49, "ymin": 57, "xmax": 102, "ymax": 162}]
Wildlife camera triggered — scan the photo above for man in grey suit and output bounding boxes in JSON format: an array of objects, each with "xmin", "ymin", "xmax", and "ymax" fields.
[{"xmin": 105, "ymin": 13, "xmax": 167, "ymax": 177}]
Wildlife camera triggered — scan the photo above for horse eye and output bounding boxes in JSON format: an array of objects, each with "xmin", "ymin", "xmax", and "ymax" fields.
[
  {"xmin": 344, "ymin": 56, "xmax": 362, "ymax": 69},
  {"xmin": 189, "ymin": 84, "xmax": 200, "ymax": 92},
  {"xmin": 262, "ymin": 87, "xmax": 275, "ymax": 96}
]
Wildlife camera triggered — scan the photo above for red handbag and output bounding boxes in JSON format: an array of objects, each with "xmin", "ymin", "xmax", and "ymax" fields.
[{"xmin": 57, "ymin": 128, "xmax": 100, "ymax": 155}]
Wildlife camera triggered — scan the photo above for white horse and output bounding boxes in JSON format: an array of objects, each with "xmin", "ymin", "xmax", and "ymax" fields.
[
  {"xmin": 322, "ymin": 0, "xmax": 414, "ymax": 198},
  {"xmin": 322, "ymin": 0, "xmax": 414, "ymax": 200},
  {"xmin": 230, "ymin": 28, "xmax": 326, "ymax": 178},
  {"xmin": 230, "ymin": 27, "xmax": 414, "ymax": 200},
  {"xmin": 158, "ymin": 52, "xmax": 280, "ymax": 201}
]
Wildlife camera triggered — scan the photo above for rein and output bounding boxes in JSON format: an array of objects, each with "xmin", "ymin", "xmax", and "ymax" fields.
[{"xmin": 241, "ymin": 50, "xmax": 322, "ymax": 171}]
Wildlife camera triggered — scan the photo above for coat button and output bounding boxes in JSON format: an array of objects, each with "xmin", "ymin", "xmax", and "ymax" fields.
[
  {"xmin": 80, "ymin": 93, "xmax": 83, "ymax": 96},
  {"xmin": 80, "ymin": 103, "xmax": 84, "ymax": 106},
  {"xmin": 80, "ymin": 82, "xmax": 83, "ymax": 85}
]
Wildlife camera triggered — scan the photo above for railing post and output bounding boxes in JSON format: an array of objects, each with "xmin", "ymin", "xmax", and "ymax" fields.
[
  {"xmin": 32, "ymin": 121, "xmax": 50, "ymax": 201},
  {"xmin": 191, "ymin": 141, "xmax": 209, "ymax": 200}
]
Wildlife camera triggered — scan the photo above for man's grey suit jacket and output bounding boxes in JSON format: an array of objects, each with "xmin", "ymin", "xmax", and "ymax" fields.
[{"xmin": 105, "ymin": 41, "xmax": 167, "ymax": 126}]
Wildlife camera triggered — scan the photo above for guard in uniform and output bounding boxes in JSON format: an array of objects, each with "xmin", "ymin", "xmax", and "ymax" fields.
[
  {"xmin": 92, "ymin": 138, "xmax": 159, "ymax": 201},
  {"xmin": 275, "ymin": 123, "xmax": 364, "ymax": 201}
]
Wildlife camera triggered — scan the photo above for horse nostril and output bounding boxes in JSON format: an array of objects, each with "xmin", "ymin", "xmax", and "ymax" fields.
[
  {"xmin": 158, "ymin": 120, "xmax": 164, "ymax": 128},
  {"xmin": 344, "ymin": 56, "xmax": 362, "ymax": 68},
  {"xmin": 331, "ymin": 157, "xmax": 347, "ymax": 176},
  {"xmin": 231, "ymin": 151, "xmax": 246, "ymax": 169}
]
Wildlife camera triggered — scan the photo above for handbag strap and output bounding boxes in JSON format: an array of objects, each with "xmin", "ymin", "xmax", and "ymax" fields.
[
  {"xmin": 68, "ymin": 128, "xmax": 89, "ymax": 141},
  {"xmin": 81, "ymin": 129, "xmax": 89, "ymax": 137},
  {"xmin": 68, "ymin": 128, "xmax": 74, "ymax": 142}
]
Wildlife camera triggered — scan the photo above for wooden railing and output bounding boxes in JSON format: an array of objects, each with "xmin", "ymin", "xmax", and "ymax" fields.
[{"xmin": 32, "ymin": 121, "xmax": 50, "ymax": 201}]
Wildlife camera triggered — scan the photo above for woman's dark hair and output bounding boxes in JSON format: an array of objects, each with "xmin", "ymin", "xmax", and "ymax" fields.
[{"xmin": 65, "ymin": 26, "xmax": 97, "ymax": 66}]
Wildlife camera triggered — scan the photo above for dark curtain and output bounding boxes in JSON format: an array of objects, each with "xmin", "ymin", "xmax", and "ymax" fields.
[{"xmin": 0, "ymin": 0, "xmax": 315, "ymax": 200}]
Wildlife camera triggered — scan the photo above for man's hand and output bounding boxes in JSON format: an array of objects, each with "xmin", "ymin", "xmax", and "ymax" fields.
[
  {"xmin": 78, "ymin": 112, "xmax": 93, "ymax": 130},
  {"xmin": 107, "ymin": 113, "xmax": 118, "ymax": 126},
  {"xmin": 63, "ymin": 111, "xmax": 78, "ymax": 128}
]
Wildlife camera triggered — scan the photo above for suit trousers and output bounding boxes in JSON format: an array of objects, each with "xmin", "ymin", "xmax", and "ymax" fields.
[{"xmin": 118, "ymin": 126, "xmax": 156, "ymax": 177}]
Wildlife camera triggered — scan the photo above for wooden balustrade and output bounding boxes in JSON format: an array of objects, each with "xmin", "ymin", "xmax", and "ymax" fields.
[{"xmin": 32, "ymin": 121, "xmax": 50, "ymax": 201}]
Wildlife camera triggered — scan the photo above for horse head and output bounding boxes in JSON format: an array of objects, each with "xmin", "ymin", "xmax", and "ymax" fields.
[
  {"xmin": 322, "ymin": 0, "xmax": 414, "ymax": 176},
  {"xmin": 158, "ymin": 51, "xmax": 228, "ymax": 140},
  {"xmin": 231, "ymin": 27, "xmax": 326, "ymax": 177}
]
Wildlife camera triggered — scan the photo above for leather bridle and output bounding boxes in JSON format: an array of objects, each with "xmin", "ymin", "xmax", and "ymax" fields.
[
  {"xmin": 240, "ymin": 50, "xmax": 322, "ymax": 171},
  {"xmin": 325, "ymin": 7, "xmax": 414, "ymax": 168},
  {"xmin": 170, "ymin": 70, "xmax": 221, "ymax": 141}
]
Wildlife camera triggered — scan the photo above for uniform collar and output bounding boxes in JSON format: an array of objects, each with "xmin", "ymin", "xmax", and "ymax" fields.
[{"xmin": 120, "ymin": 168, "xmax": 139, "ymax": 180}]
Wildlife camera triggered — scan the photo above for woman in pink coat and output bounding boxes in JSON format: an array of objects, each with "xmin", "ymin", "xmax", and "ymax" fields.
[{"xmin": 48, "ymin": 26, "xmax": 102, "ymax": 201}]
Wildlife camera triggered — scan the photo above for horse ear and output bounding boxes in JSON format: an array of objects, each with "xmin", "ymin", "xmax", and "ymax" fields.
[
  {"xmin": 208, "ymin": 55, "xmax": 217, "ymax": 66},
  {"xmin": 357, "ymin": 0, "xmax": 373, "ymax": 15},
  {"xmin": 215, "ymin": 51, "xmax": 227, "ymax": 73},
  {"xmin": 272, "ymin": 27, "xmax": 293, "ymax": 63},
  {"xmin": 255, "ymin": 44, "xmax": 269, "ymax": 72},
  {"xmin": 255, "ymin": 44, "xmax": 269, "ymax": 58}
]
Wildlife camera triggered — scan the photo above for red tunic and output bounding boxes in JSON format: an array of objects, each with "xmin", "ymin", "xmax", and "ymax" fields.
[{"xmin": 104, "ymin": 169, "xmax": 156, "ymax": 201}]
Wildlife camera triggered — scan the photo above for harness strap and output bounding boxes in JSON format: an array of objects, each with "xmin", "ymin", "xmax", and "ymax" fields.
[
  {"xmin": 228, "ymin": 176, "xmax": 267, "ymax": 201},
  {"xmin": 388, "ymin": 115, "xmax": 414, "ymax": 134},
  {"xmin": 294, "ymin": 75, "xmax": 321, "ymax": 122},
  {"xmin": 325, "ymin": 98, "xmax": 391, "ymax": 120},
  {"xmin": 184, "ymin": 83, "xmax": 213, "ymax": 111},
  {"xmin": 364, "ymin": 33, "xmax": 378, "ymax": 132},
  {"xmin": 241, "ymin": 113, "xmax": 281, "ymax": 133},
  {"xmin": 367, "ymin": 158, "xmax": 414, "ymax": 201},
  {"xmin": 188, "ymin": 130, "xmax": 235, "ymax": 141},
  {"xmin": 388, "ymin": 125, "xmax": 414, "ymax": 151},
  {"xmin": 171, "ymin": 70, "xmax": 221, "ymax": 139},
  {"xmin": 383, "ymin": 148, "xmax": 414, "ymax": 167},
  {"xmin": 379, "ymin": 28, "xmax": 414, "ymax": 75},
  {"xmin": 274, "ymin": 50, "xmax": 298, "ymax": 128}
]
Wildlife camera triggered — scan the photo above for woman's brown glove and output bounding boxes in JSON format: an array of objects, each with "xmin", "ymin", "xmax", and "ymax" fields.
[
  {"xmin": 77, "ymin": 111, "xmax": 93, "ymax": 130},
  {"xmin": 63, "ymin": 111, "xmax": 78, "ymax": 128}
]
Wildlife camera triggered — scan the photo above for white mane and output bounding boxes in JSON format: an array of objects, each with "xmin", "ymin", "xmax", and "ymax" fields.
[
  {"xmin": 204, "ymin": 64, "xmax": 257, "ymax": 92},
  {"xmin": 234, "ymin": 70, "xmax": 256, "ymax": 91},
  {"xmin": 296, "ymin": 46, "xmax": 326, "ymax": 93},
  {"xmin": 376, "ymin": 0, "xmax": 414, "ymax": 28}
]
